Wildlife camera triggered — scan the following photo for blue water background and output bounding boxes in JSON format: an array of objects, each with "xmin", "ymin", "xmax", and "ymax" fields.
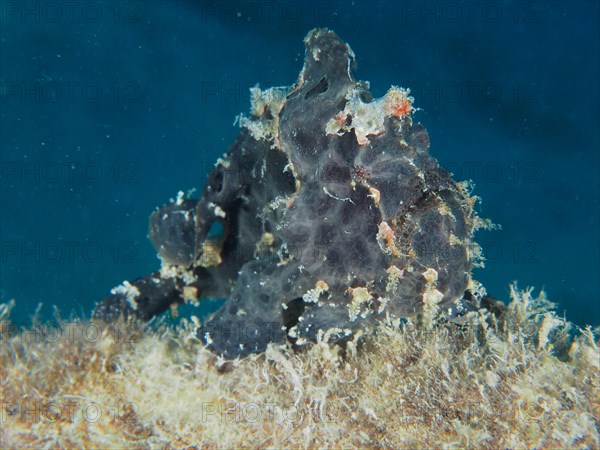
[{"xmin": 1, "ymin": 0, "xmax": 598, "ymax": 327}]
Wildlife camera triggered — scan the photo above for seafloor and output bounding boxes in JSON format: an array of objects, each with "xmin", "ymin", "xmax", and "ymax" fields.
[{"xmin": 1, "ymin": 285, "xmax": 598, "ymax": 448}]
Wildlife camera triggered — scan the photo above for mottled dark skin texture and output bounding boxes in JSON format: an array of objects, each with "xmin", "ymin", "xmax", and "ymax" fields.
[{"xmin": 94, "ymin": 29, "xmax": 482, "ymax": 359}]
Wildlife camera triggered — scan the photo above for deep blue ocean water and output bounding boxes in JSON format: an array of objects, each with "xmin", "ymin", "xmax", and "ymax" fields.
[{"xmin": 1, "ymin": 0, "xmax": 598, "ymax": 328}]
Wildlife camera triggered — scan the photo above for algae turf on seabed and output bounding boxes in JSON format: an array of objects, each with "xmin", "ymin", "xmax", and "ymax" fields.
[{"xmin": 1, "ymin": 286, "xmax": 598, "ymax": 448}]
